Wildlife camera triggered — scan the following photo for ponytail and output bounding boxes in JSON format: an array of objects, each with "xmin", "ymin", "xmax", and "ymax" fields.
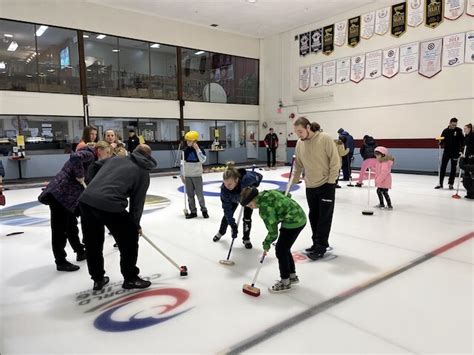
[
  {"xmin": 293, "ymin": 117, "xmax": 320, "ymax": 132},
  {"xmin": 223, "ymin": 161, "xmax": 241, "ymax": 180}
]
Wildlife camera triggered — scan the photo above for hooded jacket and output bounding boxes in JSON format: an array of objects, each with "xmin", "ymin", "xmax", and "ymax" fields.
[
  {"xmin": 374, "ymin": 146, "xmax": 394, "ymax": 189},
  {"xmin": 38, "ymin": 147, "xmax": 96, "ymax": 213},
  {"xmin": 360, "ymin": 136, "xmax": 377, "ymax": 160},
  {"xmin": 221, "ymin": 168, "xmax": 263, "ymax": 225},
  {"xmin": 79, "ymin": 150, "xmax": 157, "ymax": 228}
]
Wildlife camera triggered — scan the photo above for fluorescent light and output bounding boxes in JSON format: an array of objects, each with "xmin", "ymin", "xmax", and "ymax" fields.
[
  {"xmin": 150, "ymin": 43, "xmax": 160, "ymax": 48},
  {"xmin": 112, "ymin": 49, "xmax": 120, "ymax": 52},
  {"xmin": 195, "ymin": 50, "xmax": 205, "ymax": 55},
  {"xmin": 96, "ymin": 34, "xmax": 106, "ymax": 39},
  {"xmin": 0, "ymin": 62, "xmax": 6, "ymax": 69},
  {"xmin": 35, "ymin": 25, "xmax": 48, "ymax": 37},
  {"xmin": 4, "ymin": 34, "xmax": 13, "ymax": 38},
  {"xmin": 7, "ymin": 41, "xmax": 18, "ymax": 52},
  {"xmin": 83, "ymin": 34, "xmax": 89, "ymax": 38},
  {"xmin": 247, "ymin": 0, "xmax": 257, "ymax": 3}
]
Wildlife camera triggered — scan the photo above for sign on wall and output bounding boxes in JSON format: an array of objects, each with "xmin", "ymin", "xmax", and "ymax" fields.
[
  {"xmin": 382, "ymin": 47, "xmax": 400, "ymax": 78},
  {"xmin": 444, "ymin": 0, "xmax": 465, "ymax": 20},
  {"xmin": 465, "ymin": 31, "xmax": 474, "ymax": 63},
  {"xmin": 419, "ymin": 38, "xmax": 442, "ymax": 77},
  {"xmin": 407, "ymin": 0, "xmax": 424, "ymax": 27},
  {"xmin": 391, "ymin": 2, "xmax": 407, "ymax": 37},
  {"xmin": 350, "ymin": 54, "xmax": 366, "ymax": 83},
  {"xmin": 336, "ymin": 57, "xmax": 351, "ymax": 83},
  {"xmin": 323, "ymin": 24, "xmax": 335, "ymax": 55},
  {"xmin": 468, "ymin": 0, "xmax": 474, "ymax": 16},
  {"xmin": 425, "ymin": 0, "xmax": 443, "ymax": 28},
  {"xmin": 375, "ymin": 7, "xmax": 390, "ymax": 35},
  {"xmin": 299, "ymin": 66, "xmax": 310, "ymax": 91},
  {"xmin": 311, "ymin": 29, "xmax": 323, "ymax": 54},
  {"xmin": 310, "ymin": 63, "xmax": 323, "ymax": 88},
  {"xmin": 323, "ymin": 61, "xmax": 336, "ymax": 85},
  {"xmin": 365, "ymin": 50, "xmax": 382, "ymax": 79},
  {"xmin": 442, "ymin": 32, "xmax": 465, "ymax": 66},
  {"xmin": 348, "ymin": 16, "xmax": 361, "ymax": 47},
  {"xmin": 400, "ymin": 42, "xmax": 420, "ymax": 73},
  {"xmin": 299, "ymin": 32, "xmax": 311, "ymax": 56},
  {"xmin": 334, "ymin": 20, "xmax": 347, "ymax": 46},
  {"xmin": 361, "ymin": 11, "xmax": 375, "ymax": 39}
]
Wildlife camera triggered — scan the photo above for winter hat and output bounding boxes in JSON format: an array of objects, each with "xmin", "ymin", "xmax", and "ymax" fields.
[
  {"xmin": 375, "ymin": 146, "xmax": 389, "ymax": 156},
  {"xmin": 337, "ymin": 128, "xmax": 344, "ymax": 134}
]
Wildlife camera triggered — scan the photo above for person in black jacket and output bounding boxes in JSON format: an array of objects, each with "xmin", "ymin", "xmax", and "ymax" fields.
[
  {"xmin": 460, "ymin": 155, "xmax": 474, "ymax": 199},
  {"xmin": 79, "ymin": 144, "xmax": 157, "ymax": 291},
  {"xmin": 463, "ymin": 123, "xmax": 474, "ymax": 158},
  {"xmin": 264, "ymin": 128, "xmax": 279, "ymax": 169},
  {"xmin": 127, "ymin": 129, "xmax": 140, "ymax": 154},
  {"xmin": 435, "ymin": 118, "xmax": 464, "ymax": 189},
  {"xmin": 356, "ymin": 135, "xmax": 377, "ymax": 187}
]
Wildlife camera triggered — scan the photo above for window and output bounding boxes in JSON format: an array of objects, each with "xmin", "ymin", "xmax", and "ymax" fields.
[
  {"xmin": 36, "ymin": 25, "xmax": 80, "ymax": 94},
  {"xmin": 0, "ymin": 20, "xmax": 38, "ymax": 91},
  {"xmin": 118, "ymin": 38, "xmax": 149, "ymax": 98},
  {"xmin": 89, "ymin": 117, "xmax": 137, "ymax": 143},
  {"xmin": 150, "ymin": 44, "xmax": 177, "ymax": 100},
  {"xmin": 0, "ymin": 115, "xmax": 83, "ymax": 154},
  {"xmin": 216, "ymin": 120, "xmax": 245, "ymax": 148},
  {"xmin": 182, "ymin": 48, "xmax": 210, "ymax": 102},
  {"xmin": 84, "ymin": 32, "xmax": 119, "ymax": 96}
]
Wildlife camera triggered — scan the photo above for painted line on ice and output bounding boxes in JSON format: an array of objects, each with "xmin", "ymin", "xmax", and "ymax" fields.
[{"xmin": 221, "ymin": 231, "xmax": 474, "ymax": 354}]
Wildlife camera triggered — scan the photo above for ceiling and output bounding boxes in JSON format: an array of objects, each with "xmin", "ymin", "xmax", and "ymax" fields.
[{"xmin": 86, "ymin": 0, "xmax": 377, "ymax": 38}]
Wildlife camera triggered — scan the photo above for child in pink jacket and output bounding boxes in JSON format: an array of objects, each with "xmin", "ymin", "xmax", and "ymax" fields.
[{"xmin": 374, "ymin": 146, "xmax": 394, "ymax": 209}]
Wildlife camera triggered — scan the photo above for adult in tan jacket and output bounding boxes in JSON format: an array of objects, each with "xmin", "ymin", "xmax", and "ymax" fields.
[{"xmin": 291, "ymin": 117, "xmax": 340, "ymax": 260}]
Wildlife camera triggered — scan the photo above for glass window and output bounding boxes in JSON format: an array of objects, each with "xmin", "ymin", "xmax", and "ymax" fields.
[
  {"xmin": 118, "ymin": 38, "xmax": 149, "ymax": 98},
  {"xmin": 216, "ymin": 120, "xmax": 245, "ymax": 148},
  {"xmin": 0, "ymin": 115, "xmax": 83, "ymax": 154},
  {"xmin": 150, "ymin": 43, "xmax": 177, "ymax": 100},
  {"xmin": 84, "ymin": 32, "xmax": 119, "ymax": 96},
  {"xmin": 89, "ymin": 117, "xmax": 137, "ymax": 143},
  {"xmin": 0, "ymin": 20, "xmax": 38, "ymax": 91},
  {"xmin": 182, "ymin": 48, "xmax": 210, "ymax": 102},
  {"xmin": 36, "ymin": 25, "xmax": 80, "ymax": 94}
]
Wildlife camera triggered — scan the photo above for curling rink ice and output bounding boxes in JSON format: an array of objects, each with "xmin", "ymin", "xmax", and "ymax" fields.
[{"xmin": 0, "ymin": 167, "xmax": 473, "ymax": 354}]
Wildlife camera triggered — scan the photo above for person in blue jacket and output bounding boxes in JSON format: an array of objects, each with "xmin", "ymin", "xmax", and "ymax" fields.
[
  {"xmin": 338, "ymin": 128, "xmax": 355, "ymax": 181},
  {"xmin": 213, "ymin": 162, "xmax": 263, "ymax": 249}
]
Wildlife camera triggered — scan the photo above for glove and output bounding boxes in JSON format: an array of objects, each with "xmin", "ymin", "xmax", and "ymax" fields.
[
  {"xmin": 230, "ymin": 223, "xmax": 238, "ymax": 239},
  {"xmin": 262, "ymin": 240, "xmax": 271, "ymax": 252}
]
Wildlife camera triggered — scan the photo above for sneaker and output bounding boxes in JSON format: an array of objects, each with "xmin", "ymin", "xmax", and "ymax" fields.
[
  {"xmin": 122, "ymin": 277, "xmax": 152, "ymax": 289},
  {"xmin": 374, "ymin": 204, "xmax": 385, "ymax": 209},
  {"xmin": 76, "ymin": 251, "xmax": 87, "ymax": 262},
  {"xmin": 268, "ymin": 280, "xmax": 291, "ymax": 293},
  {"xmin": 213, "ymin": 233, "xmax": 223, "ymax": 242},
  {"xmin": 243, "ymin": 239, "xmax": 253, "ymax": 249},
  {"xmin": 56, "ymin": 261, "xmax": 80, "ymax": 272},
  {"xmin": 386, "ymin": 205, "xmax": 393, "ymax": 210},
  {"xmin": 289, "ymin": 275, "xmax": 299, "ymax": 284},
  {"xmin": 434, "ymin": 185, "xmax": 443, "ymax": 189},
  {"xmin": 335, "ymin": 184, "xmax": 341, "ymax": 189},
  {"xmin": 271, "ymin": 166, "xmax": 277, "ymax": 170},
  {"xmin": 202, "ymin": 211, "xmax": 209, "ymax": 219},
  {"xmin": 185, "ymin": 212, "xmax": 197, "ymax": 219},
  {"xmin": 449, "ymin": 185, "xmax": 454, "ymax": 190},
  {"xmin": 355, "ymin": 183, "xmax": 363, "ymax": 187},
  {"xmin": 305, "ymin": 245, "xmax": 316, "ymax": 252},
  {"xmin": 307, "ymin": 251, "xmax": 325, "ymax": 261},
  {"xmin": 93, "ymin": 276, "xmax": 110, "ymax": 291}
]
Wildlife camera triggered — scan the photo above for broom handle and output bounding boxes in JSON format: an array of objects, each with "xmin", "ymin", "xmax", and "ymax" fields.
[
  {"xmin": 181, "ymin": 150, "xmax": 187, "ymax": 211},
  {"xmin": 225, "ymin": 207, "xmax": 244, "ymax": 261},
  {"xmin": 141, "ymin": 233, "xmax": 180, "ymax": 270},
  {"xmin": 251, "ymin": 251, "xmax": 267, "ymax": 287},
  {"xmin": 284, "ymin": 155, "xmax": 296, "ymax": 196},
  {"xmin": 367, "ymin": 168, "xmax": 371, "ymax": 208}
]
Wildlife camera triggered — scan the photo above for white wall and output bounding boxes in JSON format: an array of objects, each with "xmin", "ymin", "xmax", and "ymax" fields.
[{"xmin": 262, "ymin": 0, "xmax": 474, "ymax": 140}]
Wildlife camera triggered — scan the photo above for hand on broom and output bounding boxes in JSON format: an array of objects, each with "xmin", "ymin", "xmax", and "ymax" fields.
[{"xmin": 231, "ymin": 223, "xmax": 238, "ymax": 239}]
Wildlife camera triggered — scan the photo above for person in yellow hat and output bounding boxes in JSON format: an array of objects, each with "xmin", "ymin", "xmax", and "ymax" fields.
[{"xmin": 182, "ymin": 130, "xmax": 208, "ymax": 219}]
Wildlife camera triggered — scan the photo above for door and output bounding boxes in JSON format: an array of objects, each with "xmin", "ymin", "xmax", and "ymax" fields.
[
  {"xmin": 274, "ymin": 122, "xmax": 287, "ymax": 162},
  {"xmin": 246, "ymin": 122, "xmax": 258, "ymax": 159}
]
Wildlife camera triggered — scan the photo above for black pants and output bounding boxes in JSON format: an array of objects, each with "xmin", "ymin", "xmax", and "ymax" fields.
[
  {"xmin": 462, "ymin": 173, "xmax": 473, "ymax": 198},
  {"xmin": 440, "ymin": 153, "xmax": 458, "ymax": 186},
  {"xmin": 80, "ymin": 202, "xmax": 140, "ymax": 282},
  {"xmin": 49, "ymin": 196, "xmax": 84, "ymax": 264},
  {"xmin": 306, "ymin": 183, "xmax": 336, "ymax": 251},
  {"xmin": 276, "ymin": 225, "xmax": 305, "ymax": 279},
  {"xmin": 341, "ymin": 154, "xmax": 353, "ymax": 180},
  {"xmin": 376, "ymin": 188, "xmax": 392, "ymax": 207},
  {"xmin": 267, "ymin": 148, "xmax": 276, "ymax": 167},
  {"xmin": 219, "ymin": 203, "xmax": 253, "ymax": 240}
]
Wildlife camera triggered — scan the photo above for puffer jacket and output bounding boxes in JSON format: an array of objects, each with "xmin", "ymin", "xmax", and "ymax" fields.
[
  {"xmin": 360, "ymin": 136, "xmax": 377, "ymax": 160},
  {"xmin": 374, "ymin": 146, "xmax": 394, "ymax": 189}
]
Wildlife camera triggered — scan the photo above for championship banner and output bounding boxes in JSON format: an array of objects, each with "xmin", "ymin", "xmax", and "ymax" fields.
[
  {"xmin": 419, "ymin": 38, "xmax": 442, "ymax": 78},
  {"xmin": 334, "ymin": 20, "xmax": 347, "ymax": 47},
  {"xmin": 382, "ymin": 47, "xmax": 400, "ymax": 78},
  {"xmin": 442, "ymin": 33, "xmax": 465, "ymax": 67},
  {"xmin": 444, "ymin": 0, "xmax": 465, "ymax": 20},
  {"xmin": 365, "ymin": 50, "xmax": 382, "ymax": 79},
  {"xmin": 391, "ymin": 2, "xmax": 407, "ymax": 37},
  {"xmin": 299, "ymin": 32, "xmax": 311, "ymax": 56},
  {"xmin": 408, "ymin": 0, "xmax": 424, "ymax": 27},
  {"xmin": 348, "ymin": 16, "xmax": 361, "ymax": 47},
  {"xmin": 323, "ymin": 24, "xmax": 335, "ymax": 55},
  {"xmin": 361, "ymin": 11, "xmax": 375, "ymax": 39},
  {"xmin": 299, "ymin": 66, "xmax": 310, "ymax": 91},
  {"xmin": 400, "ymin": 42, "xmax": 420, "ymax": 73},
  {"xmin": 425, "ymin": 0, "xmax": 443, "ymax": 28},
  {"xmin": 375, "ymin": 7, "xmax": 390, "ymax": 35},
  {"xmin": 350, "ymin": 54, "xmax": 366, "ymax": 83},
  {"xmin": 310, "ymin": 64, "xmax": 323, "ymax": 88},
  {"xmin": 468, "ymin": 0, "xmax": 474, "ymax": 16},
  {"xmin": 465, "ymin": 31, "xmax": 474, "ymax": 63},
  {"xmin": 323, "ymin": 61, "xmax": 336, "ymax": 85},
  {"xmin": 336, "ymin": 57, "xmax": 351, "ymax": 83},
  {"xmin": 311, "ymin": 29, "xmax": 322, "ymax": 54}
]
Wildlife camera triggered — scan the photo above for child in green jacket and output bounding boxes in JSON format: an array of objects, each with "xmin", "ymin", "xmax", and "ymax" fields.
[{"xmin": 240, "ymin": 187, "xmax": 307, "ymax": 293}]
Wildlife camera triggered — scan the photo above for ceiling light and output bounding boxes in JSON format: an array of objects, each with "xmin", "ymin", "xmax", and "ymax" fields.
[
  {"xmin": 4, "ymin": 34, "xmax": 13, "ymax": 38},
  {"xmin": 83, "ymin": 34, "xmax": 89, "ymax": 38},
  {"xmin": 0, "ymin": 62, "xmax": 6, "ymax": 69},
  {"xmin": 96, "ymin": 34, "xmax": 106, "ymax": 39},
  {"xmin": 7, "ymin": 41, "xmax": 18, "ymax": 52},
  {"xmin": 35, "ymin": 25, "xmax": 48, "ymax": 37},
  {"xmin": 112, "ymin": 49, "xmax": 120, "ymax": 52},
  {"xmin": 195, "ymin": 51, "xmax": 205, "ymax": 55},
  {"xmin": 247, "ymin": 0, "xmax": 257, "ymax": 3},
  {"xmin": 150, "ymin": 43, "xmax": 160, "ymax": 48}
]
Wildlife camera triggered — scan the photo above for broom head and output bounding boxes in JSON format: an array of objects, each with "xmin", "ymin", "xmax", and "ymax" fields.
[{"xmin": 243, "ymin": 284, "xmax": 260, "ymax": 297}]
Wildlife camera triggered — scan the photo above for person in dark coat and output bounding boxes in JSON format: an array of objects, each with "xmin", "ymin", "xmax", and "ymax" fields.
[
  {"xmin": 459, "ymin": 155, "xmax": 474, "ymax": 199},
  {"xmin": 435, "ymin": 117, "xmax": 464, "ymax": 189},
  {"xmin": 356, "ymin": 135, "xmax": 377, "ymax": 187},
  {"xmin": 213, "ymin": 163, "xmax": 262, "ymax": 249},
  {"xmin": 127, "ymin": 129, "xmax": 140, "ymax": 154},
  {"xmin": 38, "ymin": 147, "xmax": 96, "ymax": 271},
  {"xmin": 463, "ymin": 123, "xmax": 474, "ymax": 158},
  {"xmin": 79, "ymin": 144, "xmax": 157, "ymax": 291},
  {"xmin": 337, "ymin": 128, "xmax": 355, "ymax": 181},
  {"xmin": 264, "ymin": 128, "xmax": 279, "ymax": 169}
]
